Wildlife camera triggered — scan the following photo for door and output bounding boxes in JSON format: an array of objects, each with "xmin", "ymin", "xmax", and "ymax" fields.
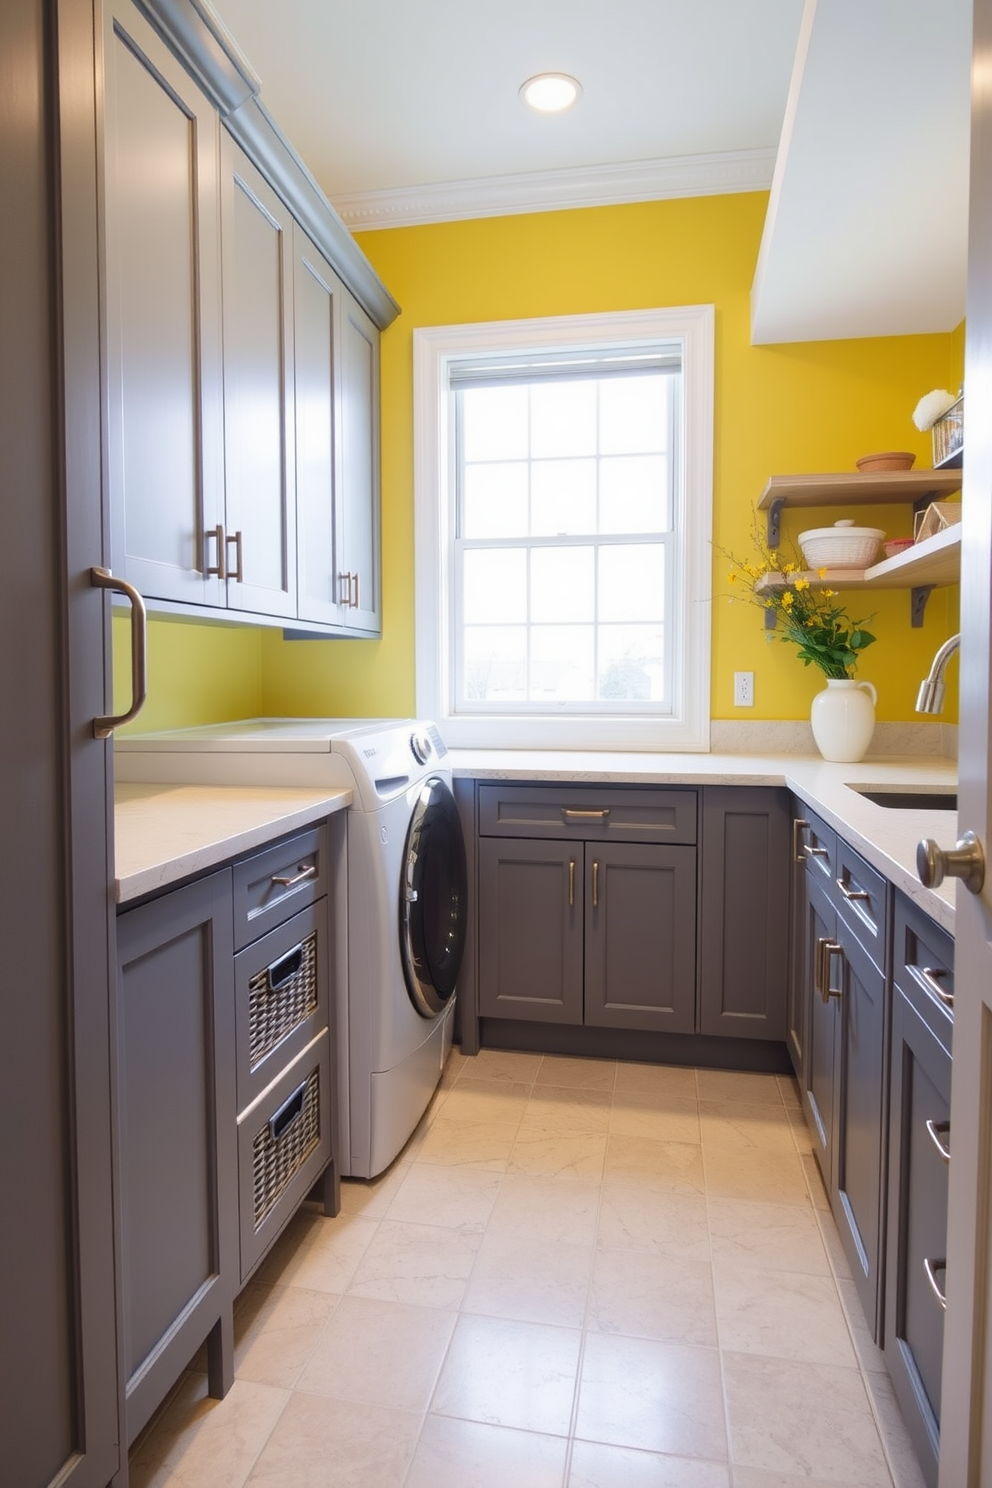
[
  {"xmin": 584, "ymin": 842, "xmax": 696, "ymax": 1033},
  {"xmin": 220, "ymin": 133, "xmax": 297, "ymax": 618},
  {"xmin": 802, "ymin": 873, "xmax": 837, "ymax": 1186},
  {"xmin": 401, "ymin": 778, "xmax": 469, "ymax": 1017},
  {"xmin": 478, "ymin": 838, "xmax": 584, "ymax": 1024},
  {"xmin": 104, "ymin": 0, "xmax": 225, "ymax": 605},
  {"xmin": 337, "ymin": 289, "xmax": 382, "ymax": 633},
  {"xmin": 939, "ymin": 0, "xmax": 992, "ymax": 1476},
  {"xmin": 0, "ymin": 1, "xmax": 120, "ymax": 1481}
]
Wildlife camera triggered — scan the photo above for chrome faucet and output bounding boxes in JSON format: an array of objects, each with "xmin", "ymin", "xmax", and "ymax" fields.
[{"xmin": 915, "ymin": 633, "xmax": 960, "ymax": 714}]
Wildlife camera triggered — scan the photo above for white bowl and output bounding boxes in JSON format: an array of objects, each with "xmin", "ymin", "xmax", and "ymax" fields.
[{"xmin": 799, "ymin": 521, "xmax": 885, "ymax": 570}]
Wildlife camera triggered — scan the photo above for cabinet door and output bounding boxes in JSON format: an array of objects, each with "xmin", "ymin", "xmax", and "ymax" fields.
[
  {"xmin": 294, "ymin": 227, "xmax": 346, "ymax": 627},
  {"xmin": 833, "ymin": 923, "xmax": 887, "ymax": 1336},
  {"xmin": 584, "ymin": 842, "xmax": 696, "ymax": 1033},
  {"xmin": 220, "ymin": 134, "xmax": 297, "ymax": 618},
  {"xmin": 116, "ymin": 870, "xmax": 237, "ymax": 1443},
  {"xmin": 802, "ymin": 872, "xmax": 837, "ymax": 1186},
  {"xmin": 478, "ymin": 838, "xmax": 583, "ymax": 1024},
  {"xmin": 104, "ymin": 0, "xmax": 225, "ymax": 604},
  {"xmin": 336, "ymin": 288, "xmax": 381, "ymax": 633},
  {"xmin": 787, "ymin": 805, "xmax": 808, "ymax": 1076},
  {"xmin": 699, "ymin": 787, "xmax": 789, "ymax": 1040},
  {"xmin": 884, "ymin": 985, "xmax": 951, "ymax": 1488}
]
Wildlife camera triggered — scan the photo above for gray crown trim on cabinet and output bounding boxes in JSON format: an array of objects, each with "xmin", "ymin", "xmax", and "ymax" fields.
[{"xmin": 133, "ymin": 0, "xmax": 401, "ymax": 330}]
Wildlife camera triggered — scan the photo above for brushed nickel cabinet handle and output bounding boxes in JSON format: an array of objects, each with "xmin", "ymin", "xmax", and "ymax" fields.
[
  {"xmin": 352, "ymin": 571, "xmax": 360, "ymax": 609},
  {"xmin": 836, "ymin": 878, "xmax": 870, "ymax": 902},
  {"xmin": 90, "ymin": 567, "xmax": 148, "ymax": 737},
  {"xmin": 561, "ymin": 807, "xmax": 611, "ymax": 822},
  {"xmin": 919, "ymin": 966, "xmax": 954, "ymax": 1009},
  {"xmin": 924, "ymin": 1256, "xmax": 948, "ymax": 1310},
  {"xmin": 204, "ymin": 523, "xmax": 226, "ymax": 577},
  {"xmin": 926, "ymin": 1118, "xmax": 951, "ymax": 1163},
  {"xmin": 819, "ymin": 940, "xmax": 843, "ymax": 1003},
  {"xmin": 793, "ymin": 818, "xmax": 810, "ymax": 863},
  {"xmin": 803, "ymin": 843, "xmax": 828, "ymax": 859},
  {"xmin": 568, "ymin": 858, "xmax": 575, "ymax": 908},
  {"xmin": 271, "ymin": 864, "xmax": 317, "ymax": 888},
  {"xmin": 339, "ymin": 570, "xmax": 353, "ymax": 606},
  {"xmin": 592, "ymin": 859, "xmax": 600, "ymax": 908},
  {"xmin": 226, "ymin": 529, "xmax": 244, "ymax": 582}
]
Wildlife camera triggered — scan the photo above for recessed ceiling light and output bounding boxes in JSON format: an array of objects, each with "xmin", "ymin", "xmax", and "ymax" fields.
[{"xmin": 519, "ymin": 73, "xmax": 582, "ymax": 113}]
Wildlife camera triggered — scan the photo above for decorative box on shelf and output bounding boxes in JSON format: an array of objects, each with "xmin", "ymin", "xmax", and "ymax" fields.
[{"xmin": 932, "ymin": 395, "xmax": 963, "ymax": 468}]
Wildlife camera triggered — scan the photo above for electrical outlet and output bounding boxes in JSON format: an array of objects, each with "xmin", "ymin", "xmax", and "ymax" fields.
[{"xmin": 734, "ymin": 671, "xmax": 754, "ymax": 707}]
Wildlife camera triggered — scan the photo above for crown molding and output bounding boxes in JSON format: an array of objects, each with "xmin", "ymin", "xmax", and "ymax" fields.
[{"xmin": 333, "ymin": 147, "xmax": 777, "ymax": 232}]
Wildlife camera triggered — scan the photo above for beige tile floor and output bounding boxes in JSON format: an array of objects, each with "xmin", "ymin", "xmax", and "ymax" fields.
[{"xmin": 130, "ymin": 1050, "xmax": 927, "ymax": 1488}]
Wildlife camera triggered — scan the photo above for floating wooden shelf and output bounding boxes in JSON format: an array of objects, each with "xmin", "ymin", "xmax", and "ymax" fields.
[
  {"xmin": 756, "ymin": 469, "xmax": 963, "ymax": 512},
  {"xmin": 754, "ymin": 524, "xmax": 962, "ymax": 596}
]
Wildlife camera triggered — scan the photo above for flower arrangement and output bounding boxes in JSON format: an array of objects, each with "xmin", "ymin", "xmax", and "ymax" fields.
[{"xmin": 725, "ymin": 534, "xmax": 876, "ymax": 679}]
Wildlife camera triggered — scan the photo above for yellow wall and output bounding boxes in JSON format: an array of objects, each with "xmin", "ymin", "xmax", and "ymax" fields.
[
  {"xmin": 122, "ymin": 191, "xmax": 964, "ymax": 730},
  {"xmin": 113, "ymin": 613, "xmax": 263, "ymax": 733}
]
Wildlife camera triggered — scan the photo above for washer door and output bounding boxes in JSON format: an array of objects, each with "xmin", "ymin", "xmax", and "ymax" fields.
[{"xmin": 400, "ymin": 776, "xmax": 468, "ymax": 1017}]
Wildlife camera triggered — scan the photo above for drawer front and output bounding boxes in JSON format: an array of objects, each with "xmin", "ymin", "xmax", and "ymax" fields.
[
  {"xmin": 893, "ymin": 893, "xmax": 954, "ymax": 1051},
  {"xmin": 834, "ymin": 837, "xmax": 889, "ymax": 972},
  {"xmin": 237, "ymin": 1029, "xmax": 332, "ymax": 1281},
  {"xmin": 478, "ymin": 784, "xmax": 697, "ymax": 844},
  {"xmin": 234, "ymin": 899, "xmax": 330, "ymax": 1112},
  {"xmin": 795, "ymin": 803, "xmax": 837, "ymax": 888},
  {"xmin": 232, "ymin": 825, "xmax": 328, "ymax": 950}
]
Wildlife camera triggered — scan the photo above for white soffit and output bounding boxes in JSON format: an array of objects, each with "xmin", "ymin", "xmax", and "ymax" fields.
[{"xmin": 751, "ymin": 0, "xmax": 972, "ymax": 345}]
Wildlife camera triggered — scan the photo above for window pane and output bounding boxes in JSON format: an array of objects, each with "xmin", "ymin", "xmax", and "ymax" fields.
[
  {"xmin": 600, "ymin": 454, "xmax": 668, "ymax": 534},
  {"xmin": 599, "ymin": 374, "xmax": 669, "ymax": 454},
  {"xmin": 599, "ymin": 544, "xmax": 665, "ymax": 622},
  {"xmin": 531, "ymin": 459, "xmax": 596, "ymax": 536},
  {"xmin": 597, "ymin": 625, "xmax": 665, "ymax": 701},
  {"xmin": 530, "ymin": 625, "xmax": 595, "ymax": 701},
  {"xmin": 462, "ymin": 386, "xmax": 528, "ymax": 461},
  {"xmin": 530, "ymin": 381, "xmax": 597, "ymax": 458},
  {"xmin": 462, "ymin": 626, "xmax": 527, "ymax": 701},
  {"xmin": 531, "ymin": 546, "xmax": 594, "ymax": 623},
  {"xmin": 463, "ymin": 548, "xmax": 527, "ymax": 624},
  {"xmin": 463, "ymin": 462, "xmax": 528, "ymax": 537}
]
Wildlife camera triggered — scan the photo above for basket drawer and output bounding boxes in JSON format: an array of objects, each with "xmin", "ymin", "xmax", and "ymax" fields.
[
  {"xmin": 232, "ymin": 826, "xmax": 328, "ymax": 950},
  {"xmin": 478, "ymin": 784, "xmax": 697, "ymax": 844},
  {"xmin": 234, "ymin": 900, "xmax": 329, "ymax": 1112},
  {"xmin": 238, "ymin": 1030, "xmax": 331, "ymax": 1281}
]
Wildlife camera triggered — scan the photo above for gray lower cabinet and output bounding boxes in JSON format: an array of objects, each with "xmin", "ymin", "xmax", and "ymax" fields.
[
  {"xmin": 798, "ymin": 808, "xmax": 890, "ymax": 1337},
  {"xmin": 116, "ymin": 869, "xmax": 238, "ymax": 1445},
  {"xmin": 116, "ymin": 824, "xmax": 337, "ymax": 1446},
  {"xmin": 884, "ymin": 895, "xmax": 954, "ymax": 1488}
]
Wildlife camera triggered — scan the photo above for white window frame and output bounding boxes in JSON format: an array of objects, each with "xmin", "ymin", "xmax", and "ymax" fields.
[{"xmin": 413, "ymin": 306, "xmax": 714, "ymax": 751}]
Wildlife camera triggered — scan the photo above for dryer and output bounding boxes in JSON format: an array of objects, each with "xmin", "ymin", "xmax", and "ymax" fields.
[{"xmin": 115, "ymin": 718, "xmax": 468, "ymax": 1176}]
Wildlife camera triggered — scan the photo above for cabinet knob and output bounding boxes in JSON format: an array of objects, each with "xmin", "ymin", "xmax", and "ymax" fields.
[{"xmin": 917, "ymin": 830, "xmax": 985, "ymax": 893}]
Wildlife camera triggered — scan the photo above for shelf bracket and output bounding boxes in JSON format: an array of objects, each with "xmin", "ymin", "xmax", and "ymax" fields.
[
  {"xmin": 766, "ymin": 498, "xmax": 785, "ymax": 550},
  {"xmin": 764, "ymin": 605, "xmax": 778, "ymax": 631},
  {"xmin": 911, "ymin": 585, "xmax": 934, "ymax": 628}
]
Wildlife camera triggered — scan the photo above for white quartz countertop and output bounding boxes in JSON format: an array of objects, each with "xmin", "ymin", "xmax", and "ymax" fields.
[
  {"xmin": 449, "ymin": 749, "xmax": 959, "ymax": 932},
  {"xmin": 114, "ymin": 783, "xmax": 352, "ymax": 904}
]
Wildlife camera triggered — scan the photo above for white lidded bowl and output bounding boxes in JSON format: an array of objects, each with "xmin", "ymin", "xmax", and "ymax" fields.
[{"xmin": 798, "ymin": 519, "xmax": 885, "ymax": 570}]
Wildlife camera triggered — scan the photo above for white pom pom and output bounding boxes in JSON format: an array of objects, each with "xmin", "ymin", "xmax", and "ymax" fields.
[{"xmin": 912, "ymin": 388, "xmax": 957, "ymax": 432}]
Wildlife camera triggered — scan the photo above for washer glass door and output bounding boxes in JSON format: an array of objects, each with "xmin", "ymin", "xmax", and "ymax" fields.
[{"xmin": 400, "ymin": 777, "xmax": 467, "ymax": 1017}]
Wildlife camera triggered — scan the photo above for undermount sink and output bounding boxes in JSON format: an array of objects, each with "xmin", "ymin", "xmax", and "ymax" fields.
[{"xmin": 851, "ymin": 788, "xmax": 958, "ymax": 811}]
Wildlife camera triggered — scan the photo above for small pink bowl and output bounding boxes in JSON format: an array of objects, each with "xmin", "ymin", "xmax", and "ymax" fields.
[{"xmin": 883, "ymin": 538, "xmax": 915, "ymax": 560}]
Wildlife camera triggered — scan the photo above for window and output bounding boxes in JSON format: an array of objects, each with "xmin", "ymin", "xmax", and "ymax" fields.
[{"xmin": 414, "ymin": 307, "xmax": 714, "ymax": 750}]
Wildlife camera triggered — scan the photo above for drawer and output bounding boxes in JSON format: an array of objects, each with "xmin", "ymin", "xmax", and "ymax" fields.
[
  {"xmin": 234, "ymin": 899, "xmax": 330, "ymax": 1112},
  {"xmin": 794, "ymin": 803, "xmax": 837, "ymax": 887},
  {"xmin": 478, "ymin": 784, "xmax": 697, "ymax": 844},
  {"xmin": 834, "ymin": 837, "xmax": 889, "ymax": 973},
  {"xmin": 894, "ymin": 893, "xmax": 954, "ymax": 1051},
  {"xmin": 237, "ymin": 1029, "xmax": 332, "ymax": 1282},
  {"xmin": 232, "ymin": 826, "xmax": 328, "ymax": 950}
]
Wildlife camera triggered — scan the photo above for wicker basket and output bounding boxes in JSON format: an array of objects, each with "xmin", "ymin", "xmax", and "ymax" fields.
[{"xmin": 799, "ymin": 521, "xmax": 885, "ymax": 570}]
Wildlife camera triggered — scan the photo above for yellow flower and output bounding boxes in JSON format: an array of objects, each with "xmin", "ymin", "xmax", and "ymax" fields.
[
  {"xmin": 822, "ymin": 588, "xmax": 836, "ymax": 598},
  {"xmin": 780, "ymin": 591, "xmax": 795, "ymax": 609},
  {"xmin": 728, "ymin": 570, "xmax": 737, "ymax": 583},
  {"xmin": 782, "ymin": 562, "xmax": 797, "ymax": 574},
  {"xmin": 817, "ymin": 567, "xmax": 827, "ymax": 579},
  {"xmin": 793, "ymin": 577, "xmax": 810, "ymax": 591}
]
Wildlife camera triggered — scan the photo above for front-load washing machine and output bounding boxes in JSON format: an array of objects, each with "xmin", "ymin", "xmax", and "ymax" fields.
[{"xmin": 115, "ymin": 718, "xmax": 468, "ymax": 1176}]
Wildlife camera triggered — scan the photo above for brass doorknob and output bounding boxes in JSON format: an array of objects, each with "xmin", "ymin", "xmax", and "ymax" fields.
[{"xmin": 917, "ymin": 831, "xmax": 985, "ymax": 894}]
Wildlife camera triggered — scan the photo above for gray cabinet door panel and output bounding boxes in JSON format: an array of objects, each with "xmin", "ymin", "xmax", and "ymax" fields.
[
  {"xmin": 699, "ymin": 787, "xmax": 789, "ymax": 1039},
  {"xmin": 105, "ymin": 1, "xmax": 224, "ymax": 604},
  {"xmin": 478, "ymin": 838, "xmax": 583, "ymax": 1023},
  {"xmin": 295, "ymin": 228, "xmax": 344, "ymax": 626},
  {"xmin": 117, "ymin": 869, "xmax": 237, "ymax": 1441},
  {"xmin": 337, "ymin": 291, "xmax": 381, "ymax": 632},
  {"xmin": 478, "ymin": 783, "xmax": 697, "ymax": 843},
  {"xmin": 802, "ymin": 872, "xmax": 837, "ymax": 1179},
  {"xmin": 584, "ymin": 842, "xmax": 696, "ymax": 1033},
  {"xmin": 834, "ymin": 922, "xmax": 886, "ymax": 1327},
  {"xmin": 221, "ymin": 134, "xmax": 297, "ymax": 618}
]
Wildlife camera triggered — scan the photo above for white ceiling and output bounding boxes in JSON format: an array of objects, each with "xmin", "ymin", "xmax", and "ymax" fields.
[{"xmin": 209, "ymin": 0, "xmax": 973, "ymax": 344}]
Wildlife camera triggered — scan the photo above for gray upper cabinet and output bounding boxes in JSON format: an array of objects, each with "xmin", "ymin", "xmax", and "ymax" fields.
[
  {"xmin": 104, "ymin": 0, "xmax": 225, "ymax": 606},
  {"xmin": 220, "ymin": 135, "xmax": 297, "ymax": 619},
  {"xmin": 336, "ymin": 291, "xmax": 382, "ymax": 632}
]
